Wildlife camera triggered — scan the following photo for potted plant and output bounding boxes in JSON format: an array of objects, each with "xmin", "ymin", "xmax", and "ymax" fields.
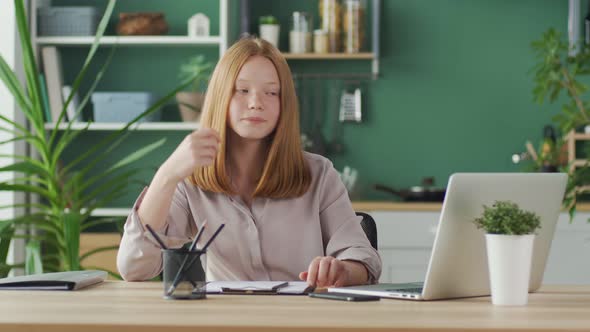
[
  {"xmin": 0, "ymin": 0, "xmax": 200, "ymax": 277},
  {"xmin": 259, "ymin": 15, "xmax": 280, "ymax": 49},
  {"xmin": 531, "ymin": 28, "xmax": 590, "ymax": 218},
  {"xmin": 473, "ymin": 200, "xmax": 541, "ymax": 306},
  {"xmin": 175, "ymin": 55, "xmax": 212, "ymax": 122}
]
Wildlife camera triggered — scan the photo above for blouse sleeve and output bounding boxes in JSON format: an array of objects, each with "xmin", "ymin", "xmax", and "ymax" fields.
[
  {"xmin": 117, "ymin": 181, "xmax": 197, "ymax": 281},
  {"xmin": 318, "ymin": 160, "xmax": 382, "ymax": 284}
]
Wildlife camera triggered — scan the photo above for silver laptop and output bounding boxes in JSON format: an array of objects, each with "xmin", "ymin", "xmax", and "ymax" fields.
[{"xmin": 328, "ymin": 173, "xmax": 567, "ymax": 300}]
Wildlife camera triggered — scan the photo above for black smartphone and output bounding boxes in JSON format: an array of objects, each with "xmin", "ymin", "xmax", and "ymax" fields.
[{"xmin": 308, "ymin": 292, "xmax": 380, "ymax": 302}]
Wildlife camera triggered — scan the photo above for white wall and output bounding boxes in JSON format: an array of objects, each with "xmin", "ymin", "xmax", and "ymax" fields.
[{"xmin": 0, "ymin": 0, "xmax": 26, "ymax": 275}]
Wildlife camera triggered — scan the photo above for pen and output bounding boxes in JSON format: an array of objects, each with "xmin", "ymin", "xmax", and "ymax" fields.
[
  {"xmin": 190, "ymin": 219, "xmax": 208, "ymax": 251},
  {"xmin": 166, "ymin": 220, "xmax": 207, "ymax": 296},
  {"xmin": 167, "ymin": 223, "xmax": 225, "ymax": 296},
  {"xmin": 200, "ymin": 223, "xmax": 225, "ymax": 251}
]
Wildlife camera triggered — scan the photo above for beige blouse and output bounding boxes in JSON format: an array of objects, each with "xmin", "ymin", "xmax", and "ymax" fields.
[{"xmin": 117, "ymin": 152, "xmax": 382, "ymax": 283}]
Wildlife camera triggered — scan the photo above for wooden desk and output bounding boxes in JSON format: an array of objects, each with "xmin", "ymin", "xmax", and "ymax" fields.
[{"xmin": 1, "ymin": 281, "xmax": 589, "ymax": 332}]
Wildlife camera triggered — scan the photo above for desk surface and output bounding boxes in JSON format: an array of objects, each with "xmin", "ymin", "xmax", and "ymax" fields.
[{"xmin": 1, "ymin": 281, "xmax": 589, "ymax": 332}]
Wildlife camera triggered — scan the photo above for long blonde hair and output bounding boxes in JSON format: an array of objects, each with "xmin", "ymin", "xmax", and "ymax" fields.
[{"xmin": 190, "ymin": 37, "xmax": 311, "ymax": 198}]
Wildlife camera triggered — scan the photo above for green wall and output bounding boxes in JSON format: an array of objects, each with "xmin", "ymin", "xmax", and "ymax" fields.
[{"xmin": 56, "ymin": 0, "xmax": 569, "ymax": 204}]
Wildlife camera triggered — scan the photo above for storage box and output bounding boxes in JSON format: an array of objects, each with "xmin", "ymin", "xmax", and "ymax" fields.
[
  {"xmin": 37, "ymin": 7, "xmax": 99, "ymax": 36},
  {"xmin": 91, "ymin": 92, "xmax": 161, "ymax": 123}
]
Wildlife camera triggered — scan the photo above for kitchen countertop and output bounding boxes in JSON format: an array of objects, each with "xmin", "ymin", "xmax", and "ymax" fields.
[{"xmin": 351, "ymin": 201, "xmax": 590, "ymax": 212}]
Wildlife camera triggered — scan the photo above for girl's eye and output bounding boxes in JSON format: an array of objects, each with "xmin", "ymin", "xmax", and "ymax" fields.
[
  {"xmin": 267, "ymin": 91, "xmax": 279, "ymax": 96},
  {"xmin": 237, "ymin": 88, "xmax": 248, "ymax": 94}
]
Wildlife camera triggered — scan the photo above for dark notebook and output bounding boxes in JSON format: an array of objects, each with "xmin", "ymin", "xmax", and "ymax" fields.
[{"xmin": 0, "ymin": 270, "xmax": 107, "ymax": 290}]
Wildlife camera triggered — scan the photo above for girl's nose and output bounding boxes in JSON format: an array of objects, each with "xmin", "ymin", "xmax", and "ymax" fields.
[{"xmin": 248, "ymin": 92, "xmax": 263, "ymax": 110}]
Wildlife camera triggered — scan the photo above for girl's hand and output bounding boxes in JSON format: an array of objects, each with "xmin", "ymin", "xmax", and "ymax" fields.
[
  {"xmin": 299, "ymin": 256, "xmax": 350, "ymax": 288},
  {"xmin": 159, "ymin": 128, "xmax": 221, "ymax": 183}
]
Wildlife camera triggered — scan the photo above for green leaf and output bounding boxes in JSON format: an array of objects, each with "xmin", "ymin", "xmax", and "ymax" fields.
[
  {"xmin": 0, "ymin": 161, "xmax": 51, "ymax": 178},
  {"xmin": 473, "ymin": 200, "xmax": 541, "ymax": 235},
  {"xmin": 108, "ymin": 138, "xmax": 166, "ymax": 171},
  {"xmin": 25, "ymin": 240, "xmax": 43, "ymax": 275},
  {"xmin": 0, "ymin": 224, "xmax": 14, "ymax": 277},
  {"xmin": 0, "ymin": 183, "xmax": 55, "ymax": 202},
  {"xmin": 62, "ymin": 212, "xmax": 81, "ymax": 271},
  {"xmin": 14, "ymin": 0, "xmax": 44, "ymax": 135},
  {"xmin": 0, "ymin": 56, "xmax": 32, "ymax": 126}
]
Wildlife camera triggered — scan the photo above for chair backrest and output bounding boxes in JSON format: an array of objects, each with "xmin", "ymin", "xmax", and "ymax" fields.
[{"xmin": 356, "ymin": 212, "xmax": 378, "ymax": 250}]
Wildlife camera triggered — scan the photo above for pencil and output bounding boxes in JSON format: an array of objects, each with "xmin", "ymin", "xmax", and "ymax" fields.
[{"xmin": 145, "ymin": 224, "xmax": 168, "ymax": 250}]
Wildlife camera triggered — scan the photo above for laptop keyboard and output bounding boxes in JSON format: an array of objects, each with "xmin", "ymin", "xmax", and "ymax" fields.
[{"xmin": 386, "ymin": 287, "xmax": 423, "ymax": 294}]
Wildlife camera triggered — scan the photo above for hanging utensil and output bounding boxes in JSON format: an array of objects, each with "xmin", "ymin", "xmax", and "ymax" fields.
[{"xmin": 338, "ymin": 81, "xmax": 362, "ymax": 123}]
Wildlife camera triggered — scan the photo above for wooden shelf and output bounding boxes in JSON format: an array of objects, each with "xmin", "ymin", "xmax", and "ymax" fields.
[
  {"xmin": 35, "ymin": 36, "xmax": 221, "ymax": 47},
  {"xmin": 283, "ymin": 52, "xmax": 375, "ymax": 60},
  {"xmin": 44, "ymin": 122, "xmax": 198, "ymax": 131},
  {"xmin": 567, "ymin": 132, "xmax": 590, "ymax": 141}
]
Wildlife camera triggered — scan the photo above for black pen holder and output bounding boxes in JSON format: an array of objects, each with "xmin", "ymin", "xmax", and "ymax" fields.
[{"xmin": 162, "ymin": 248, "xmax": 207, "ymax": 300}]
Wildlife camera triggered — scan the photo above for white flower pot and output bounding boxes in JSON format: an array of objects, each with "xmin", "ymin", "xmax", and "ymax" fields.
[
  {"xmin": 485, "ymin": 234, "xmax": 535, "ymax": 306},
  {"xmin": 259, "ymin": 24, "xmax": 280, "ymax": 48}
]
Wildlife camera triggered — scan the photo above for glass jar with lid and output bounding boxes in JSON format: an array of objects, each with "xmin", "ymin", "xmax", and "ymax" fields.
[
  {"xmin": 319, "ymin": 0, "xmax": 341, "ymax": 52},
  {"xmin": 313, "ymin": 29, "xmax": 329, "ymax": 53},
  {"xmin": 289, "ymin": 11, "xmax": 312, "ymax": 53},
  {"xmin": 343, "ymin": 0, "xmax": 365, "ymax": 53}
]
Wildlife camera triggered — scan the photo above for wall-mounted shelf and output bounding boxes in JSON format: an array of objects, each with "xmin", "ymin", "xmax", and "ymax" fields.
[
  {"xmin": 44, "ymin": 122, "xmax": 198, "ymax": 131},
  {"xmin": 36, "ymin": 36, "xmax": 222, "ymax": 47},
  {"xmin": 31, "ymin": 0, "xmax": 229, "ymax": 57},
  {"xmin": 283, "ymin": 53, "xmax": 375, "ymax": 60}
]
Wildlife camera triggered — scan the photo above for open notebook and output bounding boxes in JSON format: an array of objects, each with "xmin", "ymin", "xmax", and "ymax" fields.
[
  {"xmin": 206, "ymin": 281, "xmax": 313, "ymax": 295},
  {"xmin": 0, "ymin": 270, "xmax": 107, "ymax": 291}
]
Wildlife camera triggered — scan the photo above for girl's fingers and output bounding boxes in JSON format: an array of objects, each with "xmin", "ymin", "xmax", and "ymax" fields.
[
  {"xmin": 299, "ymin": 271, "xmax": 308, "ymax": 281},
  {"xmin": 306, "ymin": 257, "xmax": 322, "ymax": 286},
  {"xmin": 327, "ymin": 260, "xmax": 345, "ymax": 287},
  {"xmin": 316, "ymin": 257, "xmax": 334, "ymax": 287}
]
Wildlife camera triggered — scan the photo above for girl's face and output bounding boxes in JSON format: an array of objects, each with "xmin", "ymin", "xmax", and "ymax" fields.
[{"xmin": 227, "ymin": 55, "xmax": 281, "ymax": 141}]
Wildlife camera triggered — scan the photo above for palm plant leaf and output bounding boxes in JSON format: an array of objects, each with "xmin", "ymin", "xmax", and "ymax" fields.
[
  {"xmin": 0, "ymin": 57, "xmax": 32, "ymax": 127},
  {"xmin": 25, "ymin": 240, "xmax": 43, "ymax": 275},
  {"xmin": 14, "ymin": 0, "xmax": 43, "ymax": 134}
]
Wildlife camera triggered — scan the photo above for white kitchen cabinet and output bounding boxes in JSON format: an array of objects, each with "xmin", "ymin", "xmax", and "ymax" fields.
[
  {"xmin": 370, "ymin": 210, "xmax": 590, "ymax": 285},
  {"xmin": 370, "ymin": 211, "xmax": 439, "ymax": 283}
]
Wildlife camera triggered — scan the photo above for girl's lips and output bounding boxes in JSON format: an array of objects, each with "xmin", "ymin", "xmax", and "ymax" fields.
[{"xmin": 242, "ymin": 117, "xmax": 266, "ymax": 123}]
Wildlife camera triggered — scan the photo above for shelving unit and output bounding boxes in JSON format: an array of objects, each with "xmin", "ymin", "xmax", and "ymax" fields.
[
  {"xmin": 283, "ymin": 52, "xmax": 375, "ymax": 60},
  {"xmin": 566, "ymin": 130, "xmax": 590, "ymax": 171},
  {"xmin": 31, "ymin": 0, "xmax": 229, "ymax": 58},
  {"xmin": 44, "ymin": 122, "xmax": 199, "ymax": 131},
  {"xmin": 36, "ymin": 36, "xmax": 223, "ymax": 47},
  {"xmin": 30, "ymin": 0, "xmax": 229, "ymax": 134}
]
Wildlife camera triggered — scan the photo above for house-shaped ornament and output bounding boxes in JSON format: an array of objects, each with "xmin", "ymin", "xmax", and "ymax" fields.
[{"xmin": 188, "ymin": 13, "xmax": 210, "ymax": 37}]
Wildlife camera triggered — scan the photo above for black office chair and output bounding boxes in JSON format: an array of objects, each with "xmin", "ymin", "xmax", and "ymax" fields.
[{"xmin": 356, "ymin": 212, "xmax": 378, "ymax": 250}]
